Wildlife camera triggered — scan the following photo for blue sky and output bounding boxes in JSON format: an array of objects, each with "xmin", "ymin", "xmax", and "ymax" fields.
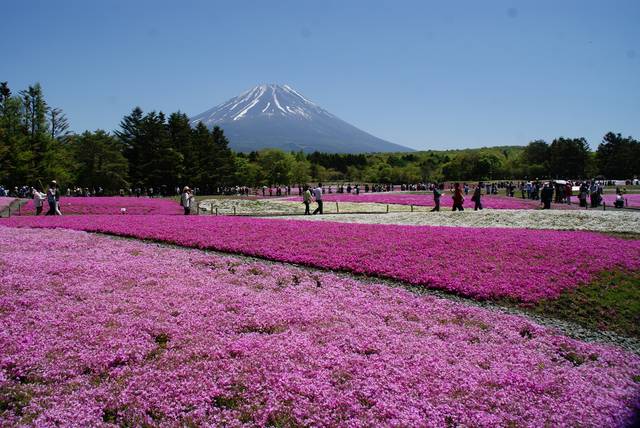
[{"xmin": 1, "ymin": 0, "xmax": 638, "ymax": 150}]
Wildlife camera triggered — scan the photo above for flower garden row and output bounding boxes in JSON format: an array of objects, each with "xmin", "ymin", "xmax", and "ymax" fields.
[
  {"xmin": 286, "ymin": 193, "xmax": 577, "ymax": 210},
  {"xmin": 0, "ymin": 196, "xmax": 17, "ymax": 212},
  {"xmin": 602, "ymin": 193, "xmax": 640, "ymax": 208},
  {"xmin": 1, "ymin": 227, "xmax": 639, "ymax": 427},
  {"xmin": 19, "ymin": 196, "xmax": 183, "ymax": 215},
  {"xmin": 4, "ymin": 215, "xmax": 640, "ymax": 302}
]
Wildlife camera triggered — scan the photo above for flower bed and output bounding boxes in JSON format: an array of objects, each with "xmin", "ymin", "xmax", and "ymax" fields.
[
  {"xmin": 19, "ymin": 196, "xmax": 182, "ymax": 215},
  {"xmin": 1, "ymin": 227, "xmax": 639, "ymax": 427},
  {"xmin": 277, "ymin": 209, "xmax": 640, "ymax": 234},
  {"xmin": 0, "ymin": 196, "xmax": 17, "ymax": 212},
  {"xmin": 4, "ymin": 215, "xmax": 640, "ymax": 302},
  {"xmin": 601, "ymin": 193, "xmax": 640, "ymax": 208},
  {"xmin": 286, "ymin": 193, "xmax": 571, "ymax": 210}
]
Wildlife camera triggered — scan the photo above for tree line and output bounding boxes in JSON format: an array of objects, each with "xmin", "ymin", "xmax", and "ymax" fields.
[{"xmin": 1, "ymin": 82, "xmax": 638, "ymax": 193}]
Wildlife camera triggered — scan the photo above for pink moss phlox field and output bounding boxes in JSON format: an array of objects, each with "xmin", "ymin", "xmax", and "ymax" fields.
[
  {"xmin": 602, "ymin": 193, "xmax": 640, "ymax": 208},
  {"xmin": 0, "ymin": 196, "xmax": 17, "ymax": 211},
  {"xmin": 286, "ymin": 193, "xmax": 571, "ymax": 210},
  {"xmin": 19, "ymin": 196, "xmax": 182, "ymax": 215},
  {"xmin": 1, "ymin": 227, "xmax": 639, "ymax": 427},
  {"xmin": 4, "ymin": 215, "xmax": 640, "ymax": 302}
]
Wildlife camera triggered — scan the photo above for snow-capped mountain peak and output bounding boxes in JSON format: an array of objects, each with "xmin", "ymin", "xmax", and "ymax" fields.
[
  {"xmin": 189, "ymin": 84, "xmax": 413, "ymax": 154},
  {"xmin": 191, "ymin": 84, "xmax": 331, "ymax": 125}
]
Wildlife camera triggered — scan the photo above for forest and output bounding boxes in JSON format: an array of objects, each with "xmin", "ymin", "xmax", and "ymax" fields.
[{"xmin": 1, "ymin": 82, "xmax": 639, "ymax": 193}]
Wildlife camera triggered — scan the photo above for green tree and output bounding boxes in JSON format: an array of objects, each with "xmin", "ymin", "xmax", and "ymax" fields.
[
  {"xmin": 234, "ymin": 156, "xmax": 262, "ymax": 187},
  {"xmin": 0, "ymin": 82, "xmax": 23, "ymax": 183},
  {"xmin": 48, "ymin": 107, "xmax": 71, "ymax": 142},
  {"xmin": 190, "ymin": 122, "xmax": 211, "ymax": 188},
  {"xmin": 20, "ymin": 83, "xmax": 51, "ymax": 183},
  {"xmin": 548, "ymin": 137, "xmax": 591, "ymax": 178},
  {"xmin": 210, "ymin": 125, "xmax": 235, "ymax": 186},
  {"xmin": 115, "ymin": 107, "xmax": 144, "ymax": 186},
  {"xmin": 519, "ymin": 140, "xmax": 550, "ymax": 178},
  {"xmin": 256, "ymin": 149, "xmax": 294, "ymax": 185},
  {"xmin": 291, "ymin": 158, "xmax": 312, "ymax": 185},
  {"xmin": 521, "ymin": 140, "xmax": 550, "ymax": 165},
  {"xmin": 168, "ymin": 112, "xmax": 191, "ymax": 183},
  {"xmin": 72, "ymin": 130, "xmax": 129, "ymax": 191},
  {"xmin": 139, "ymin": 111, "xmax": 182, "ymax": 190},
  {"xmin": 596, "ymin": 132, "xmax": 639, "ymax": 179}
]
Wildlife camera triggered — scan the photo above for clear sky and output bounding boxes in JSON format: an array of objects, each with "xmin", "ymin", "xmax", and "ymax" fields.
[{"xmin": 1, "ymin": 0, "xmax": 638, "ymax": 150}]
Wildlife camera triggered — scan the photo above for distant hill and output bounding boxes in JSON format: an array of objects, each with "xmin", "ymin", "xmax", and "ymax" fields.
[{"xmin": 190, "ymin": 84, "xmax": 413, "ymax": 154}]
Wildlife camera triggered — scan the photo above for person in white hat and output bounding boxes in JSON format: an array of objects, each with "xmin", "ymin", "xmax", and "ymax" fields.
[
  {"xmin": 32, "ymin": 187, "xmax": 46, "ymax": 215},
  {"xmin": 181, "ymin": 186, "xmax": 193, "ymax": 215}
]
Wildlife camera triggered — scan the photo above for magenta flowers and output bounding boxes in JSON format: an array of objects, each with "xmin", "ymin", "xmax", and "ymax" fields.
[
  {"xmin": 601, "ymin": 193, "xmax": 640, "ymax": 208},
  {"xmin": 19, "ymin": 196, "xmax": 182, "ymax": 215},
  {"xmin": 288, "ymin": 193, "xmax": 567, "ymax": 210},
  {"xmin": 0, "ymin": 196, "xmax": 16, "ymax": 211},
  {"xmin": 1, "ymin": 226, "xmax": 639, "ymax": 427},
  {"xmin": 4, "ymin": 215, "xmax": 640, "ymax": 302}
]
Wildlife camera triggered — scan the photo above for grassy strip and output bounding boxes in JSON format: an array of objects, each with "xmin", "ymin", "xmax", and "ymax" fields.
[
  {"xmin": 600, "ymin": 231, "xmax": 640, "ymax": 240},
  {"xmin": 522, "ymin": 270, "xmax": 640, "ymax": 339}
]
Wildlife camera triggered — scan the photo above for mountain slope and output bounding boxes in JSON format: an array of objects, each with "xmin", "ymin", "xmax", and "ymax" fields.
[{"xmin": 190, "ymin": 84, "xmax": 412, "ymax": 153}]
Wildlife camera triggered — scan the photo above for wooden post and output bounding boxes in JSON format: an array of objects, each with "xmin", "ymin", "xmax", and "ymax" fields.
[
  {"xmin": 336, "ymin": 202, "xmax": 339, "ymax": 213},
  {"xmin": 233, "ymin": 206, "xmax": 236, "ymax": 216},
  {"xmin": 215, "ymin": 207, "xmax": 218, "ymax": 216},
  {"xmin": 411, "ymin": 205, "xmax": 414, "ymax": 212},
  {"xmin": 386, "ymin": 204, "xmax": 389, "ymax": 213}
]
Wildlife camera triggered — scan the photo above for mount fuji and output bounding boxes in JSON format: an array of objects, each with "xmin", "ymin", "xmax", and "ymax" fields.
[{"xmin": 189, "ymin": 84, "xmax": 413, "ymax": 153}]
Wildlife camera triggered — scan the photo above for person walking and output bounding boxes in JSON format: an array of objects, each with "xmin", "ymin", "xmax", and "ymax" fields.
[
  {"xmin": 312, "ymin": 183, "xmax": 323, "ymax": 215},
  {"xmin": 181, "ymin": 186, "xmax": 193, "ymax": 215},
  {"xmin": 303, "ymin": 185, "xmax": 312, "ymax": 215},
  {"xmin": 564, "ymin": 182, "xmax": 572, "ymax": 205},
  {"xmin": 541, "ymin": 182, "xmax": 553, "ymax": 209},
  {"xmin": 45, "ymin": 181, "xmax": 61, "ymax": 216},
  {"xmin": 471, "ymin": 183, "xmax": 483, "ymax": 211},
  {"xmin": 578, "ymin": 184, "xmax": 588, "ymax": 207},
  {"xmin": 32, "ymin": 188, "xmax": 45, "ymax": 215},
  {"xmin": 452, "ymin": 183, "xmax": 464, "ymax": 211},
  {"xmin": 431, "ymin": 184, "xmax": 442, "ymax": 212}
]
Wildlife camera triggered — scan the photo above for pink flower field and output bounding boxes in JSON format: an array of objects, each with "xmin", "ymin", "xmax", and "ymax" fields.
[
  {"xmin": 1, "ymin": 227, "xmax": 639, "ymax": 427},
  {"xmin": 0, "ymin": 196, "xmax": 17, "ymax": 212},
  {"xmin": 287, "ymin": 193, "xmax": 572, "ymax": 210},
  {"xmin": 18, "ymin": 196, "xmax": 182, "ymax": 215},
  {"xmin": 4, "ymin": 215, "xmax": 639, "ymax": 302},
  {"xmin": 602, "ymin": 193, "xmax": 640, "ymax": 208}
]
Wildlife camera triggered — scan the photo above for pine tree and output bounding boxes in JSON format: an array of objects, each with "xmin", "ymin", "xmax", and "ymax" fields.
[
  {"xmin": 596, "ymin": 132, "xmax": 640, "ymax": 179},
  {"xmin": 190, "ymin": 122, "xmax": 212, "ymax": 190},
  {"xmin": 139, "ymin": 111, "xmax": 182, "ymax": 193},
  {"xmin": 115, "ymin": 107, "xmax": 144, "ymax": 186},
  {"xmin": 210, "ymin": 126, "xmax": 235, "ymax": 186},
  {"xmin": 19, "ymin": 83, "xmax": 50, "ymax": 183},
  {"xmin": 73, "ymin": 130, "xmax": 129, "ymax": 191},
  {"xmin": 167, "ymin": 112, "xmax": 191, "ymax": 185},
  {"xmin": 48, "ymin": 107, "xmax": 71, "ymax": 142}
]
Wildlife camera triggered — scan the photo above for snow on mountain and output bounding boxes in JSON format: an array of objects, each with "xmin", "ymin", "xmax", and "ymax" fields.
[{"xmin": 189, "ymin": 84, "xmax": 413, "ymax": 153}]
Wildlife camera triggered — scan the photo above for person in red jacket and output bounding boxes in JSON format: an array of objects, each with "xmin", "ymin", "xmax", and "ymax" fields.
[{"xmin": 452, "ymin": 182, "xmax": 464, "ymax": 211}]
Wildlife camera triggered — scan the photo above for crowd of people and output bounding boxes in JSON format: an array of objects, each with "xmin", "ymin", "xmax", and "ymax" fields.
[{"xmin": 2, "ymin": 176, "xmax": 636, "ymax": 217}]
